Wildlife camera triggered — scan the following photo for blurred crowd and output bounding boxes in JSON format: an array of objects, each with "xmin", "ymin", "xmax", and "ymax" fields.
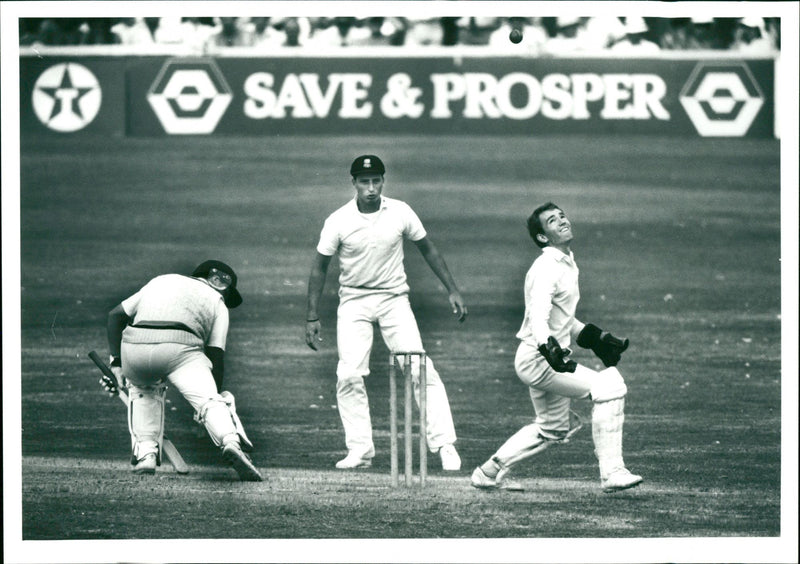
[{"xmin": 19, "ymin": 16, "xmax": 780, "ymax": 55}]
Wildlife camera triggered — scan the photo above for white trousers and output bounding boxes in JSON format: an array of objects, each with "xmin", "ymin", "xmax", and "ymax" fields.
[
  {"xmin": 335, "ymin": 290, "xmax": 457, "ymax": 456},
  {"xmin": 122, "ymin": 342, "xmax": 239, "ymax": 457},
  {"xmin": 514, "ymin": 341, "xmax": 598, "ymax": 433},
  {"xmin": 510, "ymin": 340, "xmax": 630, "ymax": 478}
]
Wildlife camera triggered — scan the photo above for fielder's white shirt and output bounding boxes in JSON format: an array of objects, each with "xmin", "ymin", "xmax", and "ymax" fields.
[
  {"xmin": 121, "ymin": 274, "xmax": 229, "ymax": 349},
  {"xmin": 516, "ymin": 247, "xmax": 580, "ymax": 349},
  {"xmin": 316, "ymin": 196, "xmax": 427, "ymax": 292}
]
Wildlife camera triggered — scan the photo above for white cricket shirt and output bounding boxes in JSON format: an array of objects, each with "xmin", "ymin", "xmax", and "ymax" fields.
[
  {"xmin": 316, "ymin": 196, "xmax": 426, "ymax": 292},
  {"xmin": 516, "ymin": 247, "xmax": 580, "ymax": 349},
  {"xmin": 121, "ymin": 274, "xmax": 229, "ymax": 349}
]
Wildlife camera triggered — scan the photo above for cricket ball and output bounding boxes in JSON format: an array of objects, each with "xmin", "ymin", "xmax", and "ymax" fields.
[{"xmin": 509, "ymin": 28, "xmax": 523, "ymax": 44}]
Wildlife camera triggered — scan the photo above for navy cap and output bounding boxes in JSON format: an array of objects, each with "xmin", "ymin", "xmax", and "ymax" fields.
[
  {"xmin": 191, "ymin": 259, "xmax": 242, "ymax": 308},
  {"xmin": 350, "ymin": 155, "xmax": 385, "ymax": 177}
]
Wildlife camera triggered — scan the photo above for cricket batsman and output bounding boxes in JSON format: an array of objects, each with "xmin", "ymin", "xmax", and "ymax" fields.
[
  {"xmin": 471, "ymin": 203, "xmax": 643, "ymax": 493},
  {"xmin": 104, "ymin": 259, "xmax": 262, "ymax": 481}
]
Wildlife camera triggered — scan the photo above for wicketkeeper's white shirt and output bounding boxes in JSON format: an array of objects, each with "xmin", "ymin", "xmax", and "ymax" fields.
[
  {"xmin": 516, "ymin": 247, "xmax": 580, "ymax": 349},
  {"xmin": 316, "ymin": 196, "xmax": 426, "ymax": 292}
]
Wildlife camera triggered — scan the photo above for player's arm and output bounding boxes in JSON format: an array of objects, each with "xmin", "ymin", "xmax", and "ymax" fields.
[
  {"xmin": 103, "ymin": 303, "xmax": 131, "ymax": 394},
  {"xmin": 205, "ymin": 346, "xmax": 225, "ymax": 392},
  {"xmin": 107, "ymin": 303, "xmax": 131, "ymax": 365},
  {"xmin": 413, "ymin": 236, "xmax": 468, "ymax": 322},
  {"xmin": 527, "ymin": 265, "xmax": 576, "ymax": 371},
  {"xmin": 576, "ymin": 322, "xmax": 630, "ymax": 367},
  {"xmin": 305, "ymin": 252, "xmax": 332, "ymax": 350},
  {"xmin": 206, "ymin": 303, "xmax": 229, "ymax": 391},
  {"xmin": 528, "ymin": 267, "xmax": 558, "ymax": 347}
]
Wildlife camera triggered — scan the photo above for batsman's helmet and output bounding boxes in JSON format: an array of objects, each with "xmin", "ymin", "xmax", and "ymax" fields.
[
  {"xmin": 192, "ymin": 260, "xmax": 243, "ymax": 308},
  {"xmin": 350, "ymin": 155, "xmax": 385, "ymax": 177}
]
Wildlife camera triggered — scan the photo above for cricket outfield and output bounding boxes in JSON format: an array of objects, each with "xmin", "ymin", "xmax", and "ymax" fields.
[{"xmin": 9, "ymin": 133, "xmax": 790, "ymax": 560}]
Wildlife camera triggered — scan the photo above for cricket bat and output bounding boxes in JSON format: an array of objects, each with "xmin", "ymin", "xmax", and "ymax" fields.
[{"xmin": 88, "ymin": 350, "xmax": 190, "ymax": 474}]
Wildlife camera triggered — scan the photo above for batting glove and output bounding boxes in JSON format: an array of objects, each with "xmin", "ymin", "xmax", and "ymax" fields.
[
  {"xmin": 538, "ymin": 336, "xmax": 577, "ymax": 373},
  {"xmin": 99, "ymin": 371, "xmax": 119, "ymax": 395},
  {"xmin": 99, "ymin": 356, "xmax": 124, "ymax": 396},
  {"xmin": 576, "ymin": 323, "xmax": 629, "ymax": 367}
]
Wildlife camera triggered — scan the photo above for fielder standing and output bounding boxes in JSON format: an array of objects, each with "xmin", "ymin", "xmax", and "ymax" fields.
[
  {"xmin": 105, "ymin": 259, "xmax": 262, "ymax": 481},
  {"xmin": 471, "ymin": 203, "xmax": 643, "ymax": 492},
  {"xmin": 305, "ymin": 155, "xmax": 467, "ymax": 471}
]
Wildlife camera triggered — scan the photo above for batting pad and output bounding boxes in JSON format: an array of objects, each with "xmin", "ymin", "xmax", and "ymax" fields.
[
  {"xmin": 220, "ymin": 391, "xmax": 254, "ymax": 452},
  {"xmin": 127, "ymin": 384, "xmax": 166, "ymax": 461},
  {"xmin": 197, "ymin": 396, "xmax": 240, "ymax": 448}
]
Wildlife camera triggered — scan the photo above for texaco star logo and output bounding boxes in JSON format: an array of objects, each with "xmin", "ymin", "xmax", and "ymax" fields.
[
  {"xmin": 32, "ymin": 63, "xmax": 102, "ymax": 132},
  {"xmin": 679, "ymin": 62, "xmax": 764, "ymax": 137},
  {"xmin": 147, "ymin": 58, "xmax": 232, "ymax": 134}
]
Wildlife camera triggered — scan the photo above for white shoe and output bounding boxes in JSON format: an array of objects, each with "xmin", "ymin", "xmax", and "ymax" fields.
[
  {"xmin": 335, "ymin": 451, "xmax": 373, "ymax": 469},
  {"xmin": 471, "ymin": 466, "xmax": 496, "ymax": 489},
  {"xmin": 601, "ymin": 468, "xmax": 642, "ymax": 493},
  {"xmin": 132, "ymin": 453, "xmax": 157, "ymax": 475},
  {"xmin": 439, "ymin": 444, "xmax": 461, "ymax": 471},
  {"xmin": 471, "ymin": 466, "xmax": 524, "ymax": 491},
  {"xmin": 223, "ymin": 441, "xmax": 263, "ymax": 482}
]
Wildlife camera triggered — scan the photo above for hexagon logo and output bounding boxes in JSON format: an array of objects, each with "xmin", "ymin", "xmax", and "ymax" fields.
[
  {"xmin": 679, "ymin": 62, "xmax": 764, "ymax": 137},
  {"xmin": 32, "ymin": 63, "xmax": 102, "ymax": 132},
  {"xmin": 147, "ymin": 58, "xmax": 232, "ymax": 134}
]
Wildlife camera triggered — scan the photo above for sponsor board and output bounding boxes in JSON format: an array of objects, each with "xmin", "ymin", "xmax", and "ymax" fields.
[
  {"xmin": 31, "ymin": 63, "xmax": 102, "ymax": 132},
  {"xmin": 147, "ymin": 58, "xmax": 232, "ymax": 134},
  {"xmin": 20, "ymin": 56, "xmax": 775, "ymax": 137},
  {"xmin": 679, "ymin": 62, "xmax": 765, "ymax": 137},
  {"xmin": 20, "ymin": 57, "xmax": 126, "ymax": 136}
]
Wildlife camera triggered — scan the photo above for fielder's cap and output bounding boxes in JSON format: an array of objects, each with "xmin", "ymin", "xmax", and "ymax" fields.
[
  {"xmin": 192, "ymin": 259, "xmax": 243, "ymax": 308},
  {"xmin": 350, "ymin": 155, "xmax": 385, "ymax": 177}
]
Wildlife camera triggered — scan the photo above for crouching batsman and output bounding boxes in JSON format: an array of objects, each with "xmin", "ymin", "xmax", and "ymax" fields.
[
  {"xmin": 472, "ymin": 203, "xmax": 642, "ymax": 493},
  {"xmin": 105, "ymin": 260, "xmax": 262, "ymax": 481}
]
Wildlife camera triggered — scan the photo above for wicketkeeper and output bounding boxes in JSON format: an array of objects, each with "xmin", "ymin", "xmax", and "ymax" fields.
[
  {"xmin": 104, "ymin": 259, "xmax": 262, "ymax": 481},
  {"xmin": 471, "ymin": 203, "xmax": 643, "ymax": 493}
]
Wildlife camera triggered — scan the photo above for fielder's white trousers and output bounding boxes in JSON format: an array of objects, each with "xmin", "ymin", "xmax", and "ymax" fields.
[{"xmin": 335, "ymin": 290, "xmax": 457, "ymax": 456}]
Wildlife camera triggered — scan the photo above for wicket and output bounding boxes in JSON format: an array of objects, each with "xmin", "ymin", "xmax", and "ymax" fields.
[{"xmin": 388, "ymin": 351, "xmax": 427, "ymax": 487}]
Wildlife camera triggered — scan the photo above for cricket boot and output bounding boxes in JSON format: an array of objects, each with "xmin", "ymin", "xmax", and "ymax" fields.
[
  {"xmin": 470, "ymin": 466, "xmax": 524, "ymax": 492},
  {"xmin": 223, "ymin": 439, "xmax": 263, "ymax": 482},
  {"xmin": 132, "ymin": 453, "xmax": 157, "ymax": 475},
  {"xmin": 335, "ymin": 448, "xmax": 374, "ymax": 469},
  {"xmin": 601, "ymin": 468, "xmax": 643, "ymax": 493},
  {"xmin": 438, "ymin": 443, "xmax": 461, "ymax": 471}
]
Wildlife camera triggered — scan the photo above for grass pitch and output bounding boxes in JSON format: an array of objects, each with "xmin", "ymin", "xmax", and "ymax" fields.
[{"xmin": 11, "ymin": 133, "xmax": 787, "ymax": 559}]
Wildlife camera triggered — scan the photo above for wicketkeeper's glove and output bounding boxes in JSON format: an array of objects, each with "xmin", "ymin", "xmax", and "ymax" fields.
[
  {"xmin": 576, "ymin": 323, "xmax": 629, "ymax": 367},
  {"xmin": 538, "ymin": 336, "xmax": 577, "ymax": 373}
]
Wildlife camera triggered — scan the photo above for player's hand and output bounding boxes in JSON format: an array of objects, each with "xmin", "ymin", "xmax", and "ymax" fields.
[
  {"xmin": 594, "ymin": 331, "xmax": 629, "ymax": 367},
  {"xmin": 305, "ymin": 320, "xmax": 322, "ymax": 351},
  {"xmin": 100, "ymin": 364, "xmax": 124, "ymax": 396},
  {"xmin": 449, "ymin": 291, "xmax": 468, "ymax": 323},
  {"xmin": 576, "ymin": 323, "xmax": 629, "ymax": 367},
  {"xmin": 538, "ymin": 336, "xmax": 577, "ymax": 373}
]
